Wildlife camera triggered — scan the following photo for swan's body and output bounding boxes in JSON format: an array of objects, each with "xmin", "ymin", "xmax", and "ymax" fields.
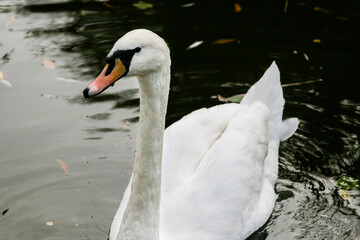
[{"xmin": 83, "ymin": 29, "xmax": 299, "ymax": 240}]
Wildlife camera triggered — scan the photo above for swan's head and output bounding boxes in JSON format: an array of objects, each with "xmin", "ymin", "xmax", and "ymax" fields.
[{"xmin": 83, "ymin": 29, "xmax": 170, "ymax": 98}]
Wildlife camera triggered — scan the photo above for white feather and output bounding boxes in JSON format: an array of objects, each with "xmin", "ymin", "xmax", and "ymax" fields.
[{"xmin": 95, "ymin": 30, "xmax": 299, "ymax": 240}]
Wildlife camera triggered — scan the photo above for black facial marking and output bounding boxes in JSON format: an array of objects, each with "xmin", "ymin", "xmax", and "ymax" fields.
[
  {"xmin": 105, "ymin": 47, "xmax": 141, "ymax": 77},
  {"xmin": 105, "ymin": 60, "xmax": 115, "ymax": 76}
]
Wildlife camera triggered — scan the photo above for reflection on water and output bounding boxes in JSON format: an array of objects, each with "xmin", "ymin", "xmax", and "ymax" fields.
[{"xmin": 0, "ymin": 0, "xmax": 359, "ymax": 239}]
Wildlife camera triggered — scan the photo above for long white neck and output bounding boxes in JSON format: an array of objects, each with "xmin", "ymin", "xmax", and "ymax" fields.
[{"xmin": 118, "ymin": 61, "xmax": 170, "ymax": 240}]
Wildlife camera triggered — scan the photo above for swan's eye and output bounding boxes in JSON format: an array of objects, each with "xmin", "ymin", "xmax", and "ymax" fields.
[{"xmin": 105, "ymin": 47, "xmax": 141, "ymax": 76}]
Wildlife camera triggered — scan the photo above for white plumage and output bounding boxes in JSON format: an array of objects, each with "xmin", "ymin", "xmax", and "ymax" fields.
[{"xmin": 84, "ymin": 29, "xmax": 299, "ymax": 240}]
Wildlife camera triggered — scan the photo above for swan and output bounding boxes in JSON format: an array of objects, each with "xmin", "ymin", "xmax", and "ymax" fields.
[{"xmin": 83, "ymin": 29, "xmax": 299, "ymax": 240}]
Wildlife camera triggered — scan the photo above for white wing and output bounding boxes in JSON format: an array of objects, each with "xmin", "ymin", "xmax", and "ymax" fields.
[
  {"xmin": 160, "ymin": 102, "xmax": 273, "ymax": 240},
  {"xmin": 161, "ymin": 103, "xmax": 241, "ymax": 191},
  {"xmin": 110, "ymin": 62, "xmax": 299, "ymax": 240}
]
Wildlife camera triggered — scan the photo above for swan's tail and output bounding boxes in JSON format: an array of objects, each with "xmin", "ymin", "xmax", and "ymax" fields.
[{"xmin": 240, "ymin": 61, "xmax": 299, "ymax": 142}]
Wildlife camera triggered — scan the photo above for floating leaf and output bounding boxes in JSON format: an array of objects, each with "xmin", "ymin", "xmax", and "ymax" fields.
[
  {"xmin": 1, "ymin": 49, "xmax": 13, "ymax": 64},
  {"xmin": 0, "ymin": 71, "xmax": 12, "ymax": 88},
  {"xmin": 186, "ymin": 41, "xmax": 203, "ymax": 50},
  {"xmin": 217, "ymin": 94, "xmax": 244, "ymax": 103},
  {"xmin": 2, "ymin": 208, "xmax": 9, "ymax": 216},
  {"xmin": 338, "ymin": 189, "xmax": 352, "ymax": 204},
  {"xmin": 182, "ymin": 2, "xmax": 195, "ymax": 8},
  {"xmin": 42, "ymin": 58, "xmax": 56, "ymax": 69},
  {"xmin": 121, "ymin": 121, "xmax": 130, "ymax": 129},
  {"xmin": 133, "ymin": 2, "xmax": 154, "ymax": 10},
  {"xmin": 313, "ymin": 39, "xmax": 321, "ymax": 43},
  {"xmin": 5, "ymin": 16, "xmax": 16, "ymax": 27},
  {"xmin": 77, "ymin": 26, "xmax": 86, "ymax": 32},
  {"xmin": 56, "ymin": 77, "xmax": 80, "ymax": 83},
  {"xmin": 258, "ymin": 65, "xmax": 267, "ymax": 71},
  {"xmin": 303, "ymin": 53, "xmax": 309, "ymax": 61},
  {"xmin": 103, "ymin": 2, "xmax": 116, "ymax": 9},
  {"xmin": 284, "ymin": 0, "xmax": 289, "ymax": 13},
  {"xmin": 337, "ymin": 16, "xmax": 349, "ymax": 21},
  {"xmin": 336, "ymin": 176, "xmax": 359, "ymax": 190},
  {"xmin": 217, "ymin": 94, "xmax": 228, "ymax": 102},
  {"xmin": 234, "ymin": 3, "xmax": 242, "ymax": 12},
  {"xmin": 227, "ymin": 94, "xmax": 245, "ymax": 103},
  {"xmin": 314, "ymin": 7, "xmax": 323, "ymax": 11},
  {"xmin": 41, "ymin": 94, "xmax": 59, "ymax": 99},
  {"xmin": 56, "ymin": 159, "xmax": 69, "ymax": 176},
  {"xmin": 0, "ymin": 79, "xmax": 12, "ymax": 88},
  {"xmin": 213, "ymin": 39, "xmax": 237, "ymax": 45},
  {"xmin": 46, "ymin": 221, "xmax": 54, "ymax": 226}
]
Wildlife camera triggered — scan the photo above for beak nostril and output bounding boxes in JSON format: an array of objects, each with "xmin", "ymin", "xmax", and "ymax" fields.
[{"xmin": 83, "ymin": 87, "xmax": 90, "ymax": 98}]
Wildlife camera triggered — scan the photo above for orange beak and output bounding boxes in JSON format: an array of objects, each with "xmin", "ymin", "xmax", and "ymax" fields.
[{"xmin": 83, "ymin": 58, "xmax": 126, "ymax": 98}]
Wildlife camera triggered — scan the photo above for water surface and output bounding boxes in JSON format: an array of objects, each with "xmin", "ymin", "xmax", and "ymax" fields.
[{"xmin": 0, "ymin": 1, "xmax": 359, "ymax": 239}]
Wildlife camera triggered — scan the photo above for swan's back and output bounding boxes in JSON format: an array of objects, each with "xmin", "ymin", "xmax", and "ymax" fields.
[
  {"xmin": 160, "ymin": 62, "xmax": 299, "ymax": 240},
  {"xmin": 161, "ymin": 102, "xmax": 271, "ymax": 240},
  {"xmin": 110, "ymin": 62, "xmax": 299, "ymax": 240},
  {"xmin": 162, "ymin": 62, "xmax": 298, "ymax": 190}
]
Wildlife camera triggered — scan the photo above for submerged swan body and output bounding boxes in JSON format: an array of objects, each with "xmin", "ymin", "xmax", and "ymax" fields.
[{"xmin": 83, "ymin": 29, "xmax": 299, "ymax": 240}]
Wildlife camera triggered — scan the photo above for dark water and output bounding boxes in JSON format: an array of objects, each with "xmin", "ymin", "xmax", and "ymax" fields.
[{"xmin": 0, "ymin": 0, "xmax": 359, "ymax": 239}]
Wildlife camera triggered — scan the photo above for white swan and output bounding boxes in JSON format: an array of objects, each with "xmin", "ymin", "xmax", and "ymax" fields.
[{"xmin": 83, "ymin": 29, "xmax": 299, "ymax": 240}]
